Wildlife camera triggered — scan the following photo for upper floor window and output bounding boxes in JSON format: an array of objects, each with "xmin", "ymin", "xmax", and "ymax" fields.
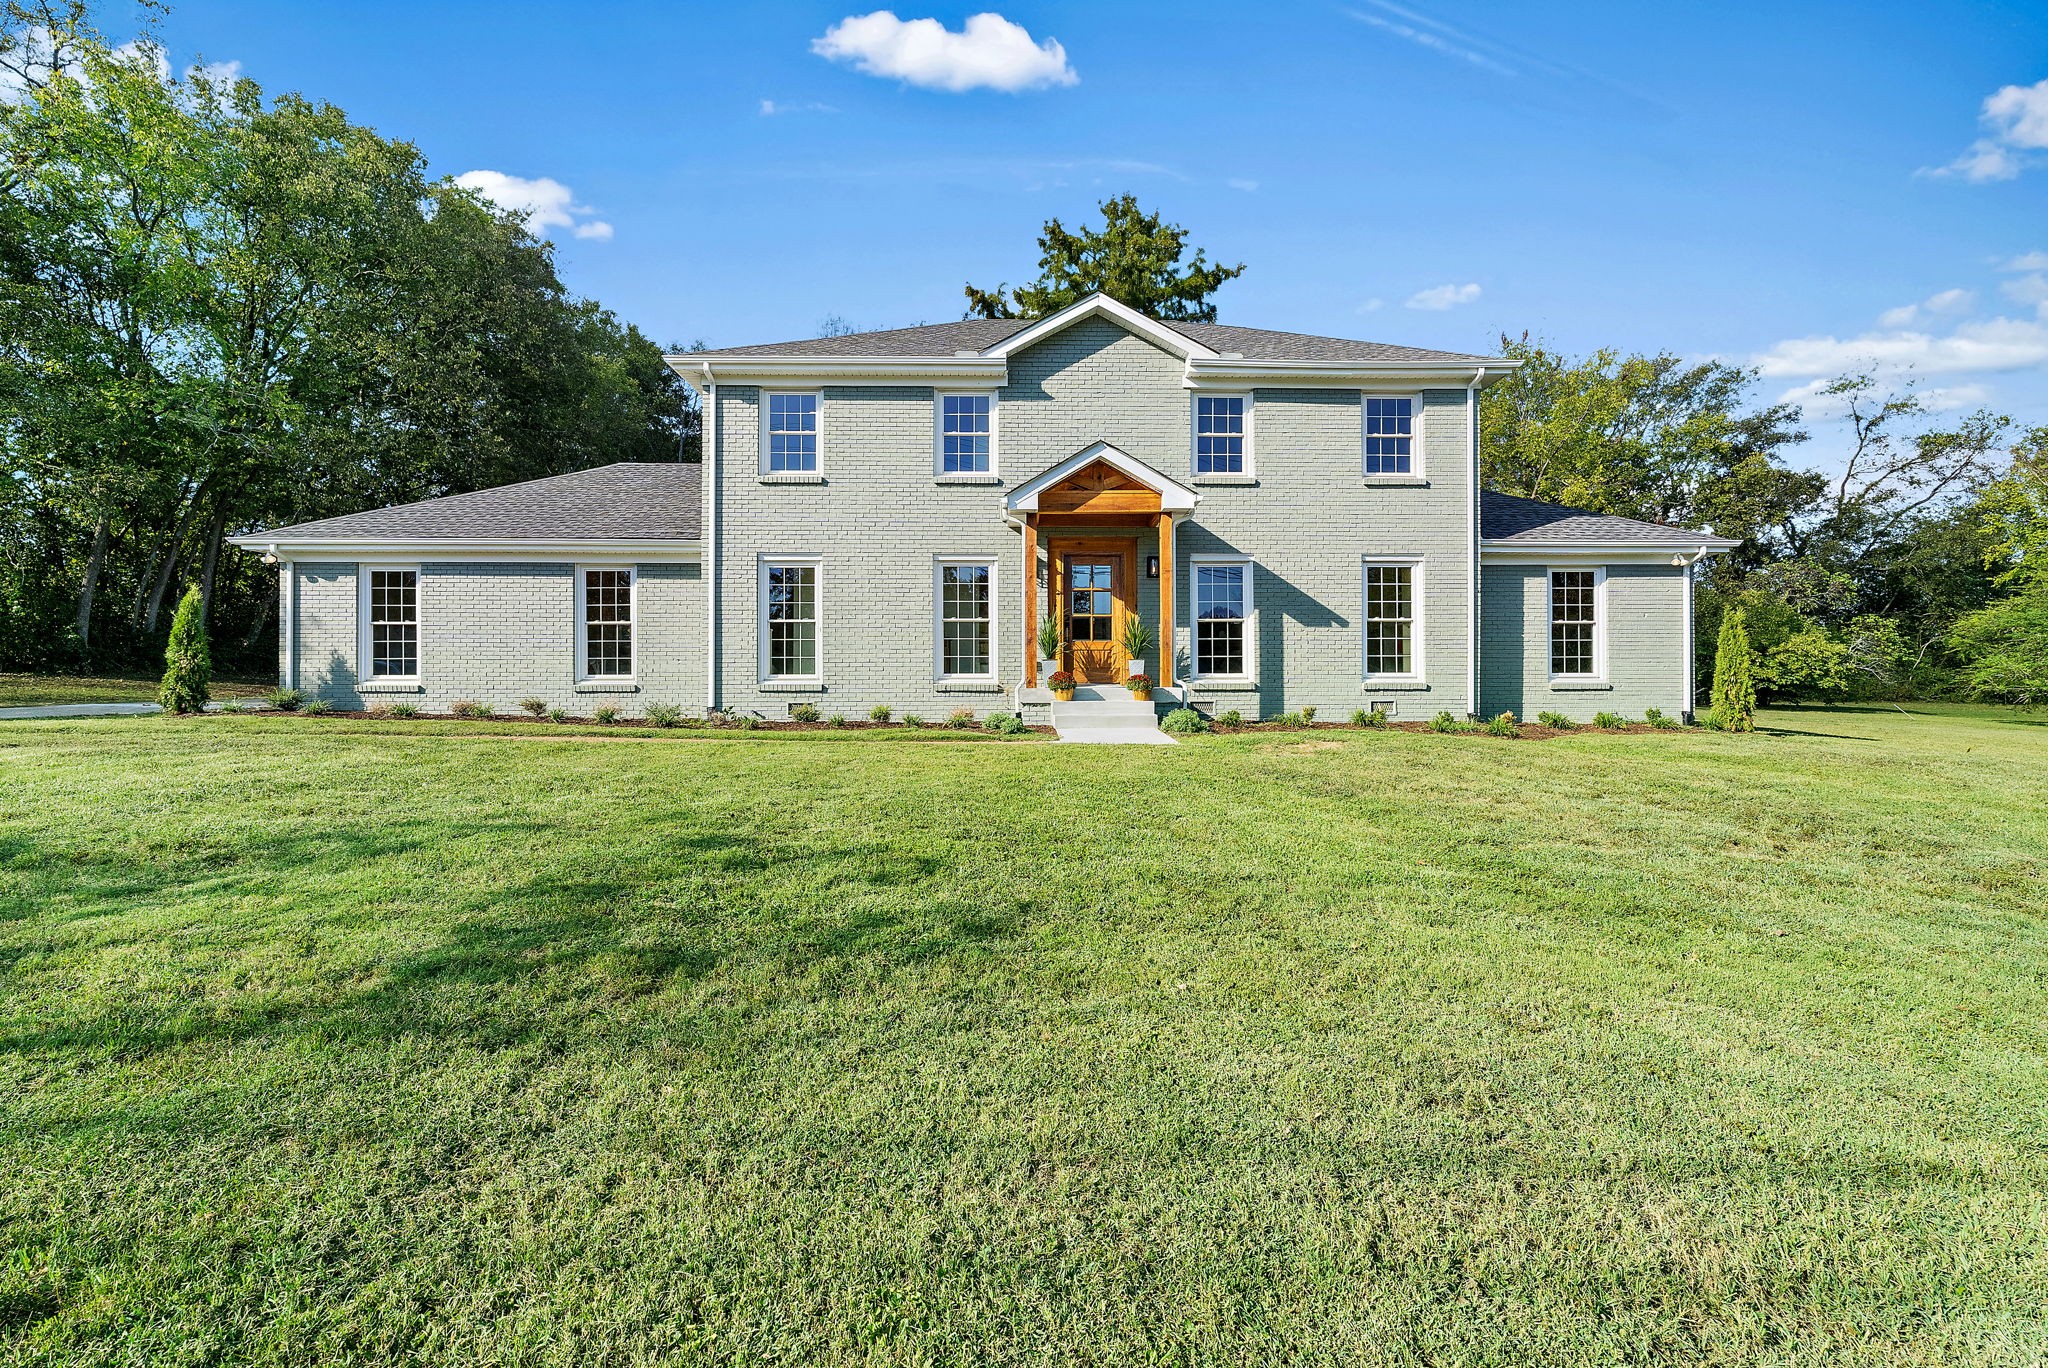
[
  {"xmin": 937, "ymin": 560, "xmax": 994, "ymax": 678},
  {"xmin": 1193, "ymin": 559, "xmax": 1250, "ymax": 677},
  {"xmin": 578, "ymin": 568, "xmax": 634, "ymax": 679},
  {"xmin": 1364, "ymin": 396, "xmax": 1414, "ymax": 475},
  {"xmin": 940, "ymin": 394, "xmax": 992, "ymax": 474},
  {"xmin": 364, "ymin": 567, "xmax": 418, "ymax": 680},
  {"xmin": 1549, "ymin": 569, "xmax": 1603, "ymax": 678},
  {"xmin": 1364, "ymin": 561, "xmax": 1419, "ymax": 678},
  {"xmin": 765, "ymin": 392, "xmax": 819, "ymax": 473},
  {"xmin": 1195, "ymin": 395, "xmax": 1247, "ymax": 475}
]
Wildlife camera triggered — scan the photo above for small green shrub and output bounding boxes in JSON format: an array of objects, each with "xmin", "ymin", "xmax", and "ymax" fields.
[
  {"xmin": 645, "ymin": 703, "xmax": 682, "ymax": 728},
  {"xmin": 1592, "ymin": 711, "xmax": 1629, "ymax": 730},
  {"xmin": 1700, "ymin": 707, "xmax": 1729, "ymax": 731},
  {"xmin": 1486, "ymin": 711, "xmax": 1519, "ymax": 737},
  {"xmin": 982, "ymin": 711, "xmax": 1028, "ymax": 735},
  {"xmin": 547, "ymin": 707, "xmax": 568, "ymax": 723},
  {"xmin": 900, "ymin": 713, "xmax": 925, "ymax": 729},
  {"xmin": 1215, "ymin": 709, "xmax": 1243, "ymax": 729},
  {"xmin": 1644, "ymin": 707, "xmax": 1680, "ymax": 729},
  {"xmin": 827, "ymin": 713, "xmax": 848, "ymax": 728},
  {"xmin": 157, "ymin": 585, "xmax": 211, "ymax": 714},
  {"xmin": 738, "ymin": 713, "xmax": 761, "ymax": 730},
  {"xmin": 1300, "ymin": 704, "xmax": 1316, "ymax": 724},
  {"xmin": 869, "ymin": 704, "xmax": 892, "ymax": 723},
  {"xmin": 387, "ymin": 702, "xmax": 419, "ymax": 719},
  {"xmin": 1352, "ymin": 708, "xmax": 1389, "ymax": 728},
  {"xmin": 216, "ymin": 700, "xmax": 244, "ymax": 715},
  {"xmin": 450, "ymin": 700, "xmax": 492, "ymax": 719},
  {"xmin": 517, "ymin": 697, "xmax": 548, "ymax": 719},
  {"xmin": 266, "ymin": 687, "xmax": 304, "ymax": 712},
  {"xmin": 789, "ymin": 701, "xmax": 821, "ymax": 723},
  {"xmin": 1265, "ymin": 711, "xmax": 1307, "ymax": 729},
  {"xmin": 593, "ymin": 705, "xmax": 620, "ymax": 725},
  {"xmin": 1161, "ymin": 707, "xmax": 1208, "ymax": 734},
  {"xmin": 947, "ymin": 707, "xmax": 977, "ymax": 729},
  {"xmin": 364, "ymin": 703, "xmax": 393, "ymax": 719},
  {"xmin": 1429, "ymin": 710, "xmax": 1477, "ymax": 734},
  {"xmin": 300, "ymin": 699, "xmax": 332, "ymax": 716},
  {"xmin": 1537, "ymin": 710, "xmax": 1577, "ymax": 730}
]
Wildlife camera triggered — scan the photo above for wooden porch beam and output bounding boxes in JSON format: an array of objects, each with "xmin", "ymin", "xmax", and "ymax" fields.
[
  {"xmin": 1159, "ymin": 511, "xmax": 1175, "ymax": 690},
  {"xmin": 1022, "ymin": 514, "xmax": 1038, "ymax": 689}
]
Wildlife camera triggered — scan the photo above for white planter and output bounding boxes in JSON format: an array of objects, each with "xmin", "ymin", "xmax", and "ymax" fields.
[
  {"xmin": 1127, "ymin": 659, "xmax": 1148, "ymax": 678},
  {"xmin": 1038, "ymin": 657, "xmax": 1059, "ymax": 681}
]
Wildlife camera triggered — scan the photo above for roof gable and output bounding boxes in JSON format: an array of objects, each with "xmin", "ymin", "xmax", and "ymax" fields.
[
  {"xmin": 981, "ymin": 294, "xmax": 1217, "ymax": 362},
  {"xmin": 1007, "ymin": 442, "xmax": 1199, "ymax": 514}
]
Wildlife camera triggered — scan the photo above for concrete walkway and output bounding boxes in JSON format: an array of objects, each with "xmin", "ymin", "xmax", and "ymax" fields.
[{"xmin": 0, "ymin": 700, "xmax": 244, "ymax": 721}]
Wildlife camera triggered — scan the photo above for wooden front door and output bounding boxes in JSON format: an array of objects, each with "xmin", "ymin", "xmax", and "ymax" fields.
[{"xmin": 1056, "ymin": 542, "xmax": 1135, "ymax": 684}]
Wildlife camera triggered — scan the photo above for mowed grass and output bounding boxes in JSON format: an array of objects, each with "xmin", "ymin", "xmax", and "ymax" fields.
[
  {"xmin": 0, "ymin": 672, "xmax": 268, "ymax": 708},
  {"xmin": 2, "ymin": 706, "xmax": 2046, "ymax": 1366}
]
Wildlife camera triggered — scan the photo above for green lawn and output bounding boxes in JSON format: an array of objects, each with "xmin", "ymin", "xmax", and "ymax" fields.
[
  {"xmin": 2, "ymin": 706, "xmax": 2045, "ymax": 1365},
  {"xmin": 0, "ymin": 671, "xmax": 268, "ymax": 708}
]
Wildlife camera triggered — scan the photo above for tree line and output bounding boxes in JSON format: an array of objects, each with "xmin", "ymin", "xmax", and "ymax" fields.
[{"xmin": 0, "ymin": 1, "xmax": 695, "ymax": 673}]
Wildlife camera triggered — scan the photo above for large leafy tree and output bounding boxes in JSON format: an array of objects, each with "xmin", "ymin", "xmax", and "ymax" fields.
[{"xmin": 964, "ymin": 194, "xmax": 1244, "ymax": 321}]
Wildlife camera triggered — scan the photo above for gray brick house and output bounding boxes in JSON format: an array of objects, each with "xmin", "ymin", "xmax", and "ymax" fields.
[{"xmin": 232, "ymin": 294, "xmax": 1735, "ymax": 729}]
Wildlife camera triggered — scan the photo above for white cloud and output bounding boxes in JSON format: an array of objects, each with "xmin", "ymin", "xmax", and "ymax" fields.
[
  {"xmin": 1927, "ymin": 77, "xmax": 2048, "ymax": 181},
  {"xmin": 760, "ymin": 98, "xmax": 838, "ymax": 116},
  {"xmin": 455, "ymin": 170, "xmax": 612, "ymax": 242},
  {"xmin": 1341, "ymin": 4, "xmax": 1514, "ymax": 76},
  {"xmin": 1877, "ymin": 287, "xmax": 1974, "ymax": 328},
  {"xmin": 2003, "ymin": 250, "xmax": 2048, "ymax": 272},
  {"xmin": 812, "ymin": 11, "xmax": 1077, "ymax": 93},
  {"xmin": 1754, "ymin": 316, "xmax": 2048, "ymax": 380},
  {"xmin": 1405, "ymin": 282, "xmax": 1481, "ymax": 310}
]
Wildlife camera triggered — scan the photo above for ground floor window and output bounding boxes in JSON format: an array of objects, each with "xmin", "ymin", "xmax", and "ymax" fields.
[
  {"xmin": 366, "ymin": 567, "xmax": 418, "ymax": 679},
  {"xmin": 579, "ymin": 568, "xmax": 634, "ymax": 678},
  {"xmin": 1194, "ymin": 560, "xmax": 1249, "ymax": 676},
  {"xmin": 765, "ymin": 561, "xmax": 818, "ymax": 678},
  {"xmin": 1550, "ymin": 568, "xmax": 1601, "ymax": 677},
  {"xmin": 1364, "ymin": 561, "xmax": 1418, "ymax": 677},
  {"xmin": 937, "ymin": 560, "xmax": 993, "ymax": 677}
]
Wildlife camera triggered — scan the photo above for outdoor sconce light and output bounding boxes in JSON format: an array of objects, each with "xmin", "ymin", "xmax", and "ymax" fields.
[{"xmin": 1146, "ymin": 555, "xmax": 1160, "ymax": 578}]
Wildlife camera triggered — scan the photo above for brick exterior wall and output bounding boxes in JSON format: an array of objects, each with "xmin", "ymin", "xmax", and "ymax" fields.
[
  {"xmin": 284, "ymin": 560, "xmax": 704, "ymax": 716},
  {"xmin": 1479, "ymin": 562, "xmax": 1688, "ymax": 722}
]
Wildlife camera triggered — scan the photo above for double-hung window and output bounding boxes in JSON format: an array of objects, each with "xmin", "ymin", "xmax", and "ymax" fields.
[
  {"xmin": 578, "ymin": 568, "xmax": 634, "ymax": 679},
  {"xmin": 936, "ymin": 559, "xmax": 994, "ymax": 679},
  {"xmin": 1192, "ymin": 559, "xmax": 1250, "ymax": 677},
  {"xmin": 764, "ymin": 561, "xmax": 819, "ymax": 679},
  {"xmin": 765, "ymin": 393, "xmax": 819, "ymax": 473},
  {"xmin": 1549, "ymin": 569, "xmax": 1603, "ymax": 679},
  {"xmin": 364, "ymin": 567, "xmax": 418, "ymax": 680},
  {"xmin": 1363, "ymin": 561, "xmax": 1421, "ymax": 679},
  {"xmin": 1364, "ymin": 396, "xmax": 1415, "ymax": 475},
  {"xmin": 939, "ymin": 394, "xmax": 992, "ymax": 474},
  {"xmin": 1195, "ymin": 395, "xmax": 1247, "ymax": 475}
]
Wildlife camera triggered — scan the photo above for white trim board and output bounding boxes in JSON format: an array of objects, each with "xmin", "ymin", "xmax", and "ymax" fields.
[{"xmin": 1006, "ymin": 441, "xmax": 1201, "ymax": 513}]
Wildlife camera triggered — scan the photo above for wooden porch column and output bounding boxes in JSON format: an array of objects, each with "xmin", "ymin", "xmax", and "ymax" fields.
[
  {"xmin": 1022, "ymin": 514, "xmax": 1039, "ymax": 688},
  {"xmin": 1158, "ymin": 511, "xmax": 1175, "ymax": 689}
]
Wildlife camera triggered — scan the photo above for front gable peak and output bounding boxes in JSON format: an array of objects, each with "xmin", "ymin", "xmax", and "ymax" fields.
[
  {"xmin": 981, "ymin": 294, "xmax": 1219, "ymax": 362},
  {"xmin": 1006, "ymin": 442, "xmax": 1200, "ymax": 514}
]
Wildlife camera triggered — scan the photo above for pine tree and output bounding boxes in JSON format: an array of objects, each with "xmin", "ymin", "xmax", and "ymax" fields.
[
  {"xmin": 158, "ymin": 586, "xmax": 212, "ymax": 714},
  {"xmin": 1709, "ymin": 607, "xmax": 1756, "ymax": 732}
]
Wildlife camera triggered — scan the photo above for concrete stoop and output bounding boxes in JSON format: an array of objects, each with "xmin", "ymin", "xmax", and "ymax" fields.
[{"xmin": 1047, "ymin": 684, "xmax": 1177, "ymax": 745}]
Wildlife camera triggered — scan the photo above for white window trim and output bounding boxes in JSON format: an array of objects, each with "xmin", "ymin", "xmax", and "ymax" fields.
[
  {"xmin": 759, "ymin": 390, "xmax": 823, "ymax": 476},
  {"xmin": 933, "ymin": 392, "xmax": 1000, "ymax": 479},
  {"xmin": 1186, "ymin": 554, "xmax": 1255, "ymax": 682},
  {"xmin": 358, "ymin": 562, "xmax": 421, "ymax": 683},
  {"xmin": 574, "ymin": 564, "xmax": 638, "ymax": 683},
  {"xmin": 1361, "ymin": 392, "xmax": 1423, "ymax": 480},
  {"xmin": 1547, "ymin": 565, "xmax": 1609, "ymax": 683},
  {"xmin": 1362, "ymin": 556, "xmax": 1426, "ymax": 683},
  {"xmin": 758, "ymin": 554, "xmax": 823, "ymax": 683},
  {"xmin": 932, "ymin": 555, "xmax": 999, "ymax": 682},
  {"xmin": 1190, "ymin": 392, "xmax": 1254, "ymax": 480}
]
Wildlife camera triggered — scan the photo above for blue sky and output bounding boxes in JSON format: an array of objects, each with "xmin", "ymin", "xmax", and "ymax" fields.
[{"xmin": 138, "ymin": 1, "xmax": 2048, "ymax": 439}]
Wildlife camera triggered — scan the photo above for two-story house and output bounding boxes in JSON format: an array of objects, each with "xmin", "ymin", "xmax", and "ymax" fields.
[{"xmin": 232, "ymin": 294, "xmax": 1735, "ymax": 735}]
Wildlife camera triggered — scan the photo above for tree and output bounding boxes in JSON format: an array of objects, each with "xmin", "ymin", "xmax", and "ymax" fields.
[
  {"xmin": 1976, "ymin": 427, "xmax": 2048, "ymax": 587},
  {"xmin": 157, "ymin": 583, "xmax": 209, "ymax": 712},
  {"xmin": 1709, "ymin": 608, "xmax": 1757, "ymax": 730},
  {"xmin": 1948, "ymin": 587, "xmax": 2048, "ymax": 704},
  {"xmin": 964, "ymin": 194, "xmax": 1244, "ymax": 321}
]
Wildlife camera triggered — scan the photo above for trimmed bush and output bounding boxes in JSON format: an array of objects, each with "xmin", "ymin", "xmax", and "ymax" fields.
[
  {"xmin": 1537, "ymin": 710, "xmax": 1577, "ymax": 730},
  {"xmin": 869, "ymin": 704, "xmax": 892, "ymax": 723},
  {"xmin": 1215, "ymin": 709, "xmax": 1243, "ymax": 729},
  {"xmin": 946, "ymin": 707, "xmax": 977, "ymax": 729},
  {"xmin": 827, "ymin": 713, "xmax": 848, "ymax": 728},
  {"xmin": 1486, "ymin": 711, "xmax": 1519, "ymax": 737},
  {"xmin": 1592, "ymin": 711, "xmax": 1629, "ymax": 729},
  {"xmin": 300, "ymin": 699, "xmax": 332, "ymax": 716},
  {"xmin": 1430, "ymin": 710, "xmax": 1477, "ymax": 734},
  {"xmin": 1710, "ymin": 607, "xmax": 1758, "ymax": 732},
  {"xmin": 547, "ymin": 707, "xmax": 568, "ymax": 723},
  {"xmin": 789, "ymin": 701, "xmax": 821, "ymax": 723},
  {"xmin": 1353, "ymin": 708, "xmax": 1389, "ymax": 728},
  {"xmin": 1160, "ymin": 707, "xmax": 1208, "ymax": 735},
  {"xmin": 645, "ymin": 704, "xmax": 682, "ymax": 728},
  {"xmin": 450, "ymin": 700, "xmax": 492, "ymax": 719},
  {"xmin": 982, "ymin": 711, "xmax": 1027, "ymax": 735},
  {"xmin": 1300, "ymin": 705, "xmax": 1316, "ymax": 724},
  {"xmin": 592, "ymin": 705, "xmax": 620, "ymax": 725},
  {"xmin": 518, "ymin": 697, "xmax": 548, "ymax": 718},
  {"xmin": 157, "ymin": 586, "xmax": 211, "ymax": 715},
  {"xmin": 266, "ymin": 687, "xmax": 305, "ymax": 712}
]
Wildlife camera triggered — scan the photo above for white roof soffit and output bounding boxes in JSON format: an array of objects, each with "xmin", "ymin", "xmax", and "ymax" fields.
[{"xmin": 1006, "ymin": 441, "xmax": 1201, "ymax": 513}]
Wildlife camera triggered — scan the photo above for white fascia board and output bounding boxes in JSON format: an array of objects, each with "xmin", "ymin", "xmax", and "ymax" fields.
[
  {"xmin": 1481, "ymin": 542, "xmax": 1732, "ymax": 564},
  {"xmin": 227, "ymin": 536, "xmax": 701, "ymax": 563},
  {"xmin": 982, "ymin": 293, "xmax": 1218, "ymax": 361},
  {"xmin": 1184, "ymin": 358, "xmax": 1520, "ymax": 390},
  {"xmin": 663, "ymin": 355, "xmax": 1007, "ymax": 388},
  {"xmin": 1006, "ymin": 441, "xmax": 1200, "ymax": 513}
]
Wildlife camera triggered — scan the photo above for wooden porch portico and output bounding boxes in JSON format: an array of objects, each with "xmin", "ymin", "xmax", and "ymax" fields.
[{"xmin": 1004, "ymin": 444, "xmax": 1202, "ymax": 690}]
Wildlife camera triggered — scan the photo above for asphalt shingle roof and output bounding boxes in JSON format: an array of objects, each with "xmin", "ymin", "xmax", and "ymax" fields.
[
  {"xmin": 1480, "ymin": 492, "xmax": 1735, "ymax": 547},
  {"xmin": 244, "ymin": 462, "xmax": 703, "ymax": 542},
  {"xmin": 681, "ymin": 317, "xmax": 1493, "ymax": 365}
]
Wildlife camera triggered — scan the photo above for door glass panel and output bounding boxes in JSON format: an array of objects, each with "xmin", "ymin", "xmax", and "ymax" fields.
[{"xmin": 1068, "ymin": 562, "xmax": 1113, "ymax": 641}]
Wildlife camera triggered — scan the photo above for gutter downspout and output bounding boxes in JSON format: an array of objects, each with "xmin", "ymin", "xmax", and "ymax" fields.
[
  {"xmin": 278, "ymin": 549, "xmax": 295, "ymax": 690},
  {"xmin": 701, "ymin": 367, "xmax": 720, "ymax": 715},
  {"xmin": 1679, "ymin": 544, "xmax": 1708, "ymax": 722},
  {"xmin": 1467, "ymin": 369, "xmax": 1484, "ymax": 718}
]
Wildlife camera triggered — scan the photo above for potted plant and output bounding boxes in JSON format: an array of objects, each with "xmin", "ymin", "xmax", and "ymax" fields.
[
  {"xmin": 1036, "ymin": 613, "xmax": 1063, "ymax": 682},
  {"xmin": 1125, "ymin": 672, "xmax": 1154, "ymax": 702},
  {"xmin": 1047, "ymin": 670, "xmax": 1077, "ymax": 702},
  {"xmin": 1120, "ymin": 614, "xmax": 1153, "ymax": 679}
]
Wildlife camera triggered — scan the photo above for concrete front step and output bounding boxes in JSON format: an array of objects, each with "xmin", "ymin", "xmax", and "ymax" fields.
[{"xmin": 1049, "ymin": 690, "xmax": 1176, "ymax": 744}]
